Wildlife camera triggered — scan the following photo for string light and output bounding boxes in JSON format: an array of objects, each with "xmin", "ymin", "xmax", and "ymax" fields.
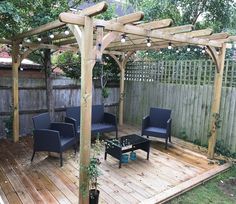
[
  {"xmin": 159, "ymin": 50, "xmax": 163, "ymax": 54},
  {"xmin": 121, "ymin": 34, "xmax": 126, "ymax": 43},
  {"xmin": 49, "ymin": 34, "xmax": 54, "ymax": 39},
  {"xmin": 65, "ymin": 30, "xmax": 70, "ymax": 35},
  {"xmin": 26, "ymin": 39, "xmax": 31, "ymax": 43},
  {"xmin": 202, "ymin": 47, "xmax": 206, "ymax": 54},
  {"xmin": 37, "ymin": 37, "xmax": 42, "ymax": 42},
  {"xmin": 146, "ymin": 37, "xmax": 151, "ymax": 47},
  {"xmin": 70, "ymin": 8, "xmax": 78, "ymax": 14},
  {"xmin": 176, "ymin": 49, "xmax": 179, "ymax": 53},
  {"xmin": 187, "ymin": 45, "xmax": 191, "ymax": 52},
  {"xmin": 20, "ymin": 67, "xmax": 24, "ymax": 71},
  {"xmin": 168, "ymin": 42, "xmax": 172, "ymax": 50},
  {"xmin": 194, "ymin": 48, "xmax": 197, "ymax": 52}
]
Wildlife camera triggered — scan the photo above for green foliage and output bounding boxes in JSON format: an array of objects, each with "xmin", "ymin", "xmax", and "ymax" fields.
[
  {"xmin": 93, "ymin": 55, "xmax": 120, "ymax": 82},
  {"xmin": 134, "ymin": 0, "xmax": 182, "ymax": 24},
  {"xmin": 102, "ymin": 87, "xmax": 109, "ymax": 99},
  {"xmin": 87, "ymin": 157, "xmax": 101, "ymax": 190},
  {"xmin": 3, "ymin": 105, "xmax": 13, "ymax": 139},
  {"xmin": 97, "ymin": 3, "xmax": 116, "ymax": 20},
  {"xmin": 0, "ymin": 0, "xmax": 69, "ymax": 38},
  {"xmin": 215, "ymin": 140, "xmax": 236, "ymax": 159},
  {"xmin": 193, "ymin": 139, "xmax": 201, "ymax": 146},
  {"xmin": 168, "ymin": 165, "xmax": 236, "ymax": 204},
  {"xmin": 53, "ymin": 52, "xmax": 120, "ymax": 82},
  {"xmin": 53, "ymin": 51, "xmax": 81, "ymax": 79},
  {"xmin": 179, "ymin": 129, "xmax": 188, "ymax": 140},
  {"xmin": 88, "ymin": 136, "xmax": 104, "ymax": 190},
  {"xmin": 127, "ymin": 0, "xmax": 236, "ymax": 61}
]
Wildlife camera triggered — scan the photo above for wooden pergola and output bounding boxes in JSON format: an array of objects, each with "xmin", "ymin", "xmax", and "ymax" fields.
[{"xmin": 1, "ymin": 1, "xmax": 236, "ymax": 203}]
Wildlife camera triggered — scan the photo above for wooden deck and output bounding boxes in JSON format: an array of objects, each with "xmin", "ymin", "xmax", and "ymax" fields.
[{"xmin": 0, "ymin": 125, "xmax": 231, "ymax": 204}]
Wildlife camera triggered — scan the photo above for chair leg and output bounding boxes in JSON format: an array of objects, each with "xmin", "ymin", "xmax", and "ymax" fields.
[
  {"xmin": 31, "ymin": 150, "xmax": 35, "ymax": 162},
  {"xmin": 116, "ymin": 129, "xmax": 118, "ymax": 139},
  {"xmin": 60, "ymin": 152, "xmax": 63, "ymax": 167},
  {"xmin": 165, "ymin": 138, "xmax": 168, "ymax": 150},
  {"xmin": 169, "ymin": 134, "xmax": 171, "ymax": 142},
  {"xmin": 74, "ymin": 145, "xmax": 77, "ymax": 154}
]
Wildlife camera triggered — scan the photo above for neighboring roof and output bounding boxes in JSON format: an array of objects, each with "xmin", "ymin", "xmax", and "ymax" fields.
[
  {"xmin": 0, "ymin": 51, "xmax": 10, "ymax": 58},
  {"xmin": 0, "ymin": 53, "xmax": 42, "ymax": 70},
  {"xmin": 52, "ymin": 67, "xmax": 64, "ymax": 75}
]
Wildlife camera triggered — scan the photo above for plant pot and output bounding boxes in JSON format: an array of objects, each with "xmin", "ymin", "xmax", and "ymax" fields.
[
  {"xmin": 121, "ymin": 153, "xmax": 129, "ymax": 163},
  {"xmin": 89, "ymin": 189, "xmax": 100, "ymax": 204},
  {"xmin": 130, "ymin": 151, "xmax": 137, "ymax": 161}
]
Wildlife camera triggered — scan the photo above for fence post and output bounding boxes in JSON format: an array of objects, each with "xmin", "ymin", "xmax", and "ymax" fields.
[{"xmin": 207, "ymin": 44, "xmax": 226, "ymax": 159}]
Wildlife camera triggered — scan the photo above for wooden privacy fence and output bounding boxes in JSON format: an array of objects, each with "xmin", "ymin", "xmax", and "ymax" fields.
[
  {"xmin": 124, "ymin": 59, "xmax": 236, "ymax": 152},
  {"xmin": 0, "ymin": 77, "xmax": 119, "ymax": 137}
]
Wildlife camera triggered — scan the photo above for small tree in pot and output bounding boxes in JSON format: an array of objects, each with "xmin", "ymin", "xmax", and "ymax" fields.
[{"xmin": 88, "ymin": 137, "xmax": 103, "ymax": 204}]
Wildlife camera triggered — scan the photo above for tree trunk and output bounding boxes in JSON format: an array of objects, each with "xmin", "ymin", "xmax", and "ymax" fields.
[{"xmin": 44, "ymin": 49, "xmax": 54, "ymax": 120}]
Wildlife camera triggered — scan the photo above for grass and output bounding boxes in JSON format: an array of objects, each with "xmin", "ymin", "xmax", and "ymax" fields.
[{"xmin": 168, "ymin": 165, "xmax": 236, "ymax": 204}]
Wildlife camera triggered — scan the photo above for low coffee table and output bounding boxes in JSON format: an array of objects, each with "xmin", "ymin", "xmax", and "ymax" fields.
[{"xmin": 105, "ymin": 134, "xmax": 150, "ymax": 168}]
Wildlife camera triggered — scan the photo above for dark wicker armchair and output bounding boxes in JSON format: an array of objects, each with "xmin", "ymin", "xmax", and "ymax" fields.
[
  {"xmin": 32, "ymin": 113, "xmax": 77, "ymax": 166},
  {"xmin": 141, "ymin": 107, "xmax": 172, "ymax": 149}
]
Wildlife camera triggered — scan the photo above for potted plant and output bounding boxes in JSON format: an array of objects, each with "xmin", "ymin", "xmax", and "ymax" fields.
[{"xmin": 88, "ymin": 137, "xmax": 103, "ymax": 204}]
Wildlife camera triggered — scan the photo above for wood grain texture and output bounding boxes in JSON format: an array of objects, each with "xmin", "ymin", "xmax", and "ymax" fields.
[{"xmin": 0, "ymin": 125, "xmax": 231, "ymax": 204}]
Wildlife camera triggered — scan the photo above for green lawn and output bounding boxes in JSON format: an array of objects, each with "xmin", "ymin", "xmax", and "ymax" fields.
[{"xmin": 168, "ymin": 165, "xmax": 236, "ymax": 204}]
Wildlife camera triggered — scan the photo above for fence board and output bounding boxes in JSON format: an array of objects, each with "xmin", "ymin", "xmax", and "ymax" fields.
[
  {"xmin": 124, "ymin": 60, "xmax": 236, "ymax": 152},
  {"xmin": 0, "ymin": 77, "xmax": 119, "ymax": 137}
]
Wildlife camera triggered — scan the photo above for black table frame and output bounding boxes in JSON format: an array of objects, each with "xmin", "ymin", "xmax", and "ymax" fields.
[{"xmin": 105, "ymin": 134, "xmax": 150, "ymax": 168}]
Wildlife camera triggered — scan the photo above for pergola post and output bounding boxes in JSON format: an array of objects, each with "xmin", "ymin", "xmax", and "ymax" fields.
[
  {"xmin": 12, "ymin": 41, "xmax": 20, "ymax": 142},
  {"xmin": 79, "ymin": 16, "xmax": 94, "ymax": 204},
  {"xmin": 119, "ymin": 61, "xmax": 125, "ymax": 125},
  {"xmin": 109, "ymin": 52, "xmax": 134, "ymax": 125},
  {"xmin": 208, "ymin": 43, "xmax": 226, "ymax": 159}
]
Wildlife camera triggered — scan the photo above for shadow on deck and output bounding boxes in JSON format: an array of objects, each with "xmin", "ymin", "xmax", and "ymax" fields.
[{"xmin": 0, "ymin": 124, "xmax": 231, "ymax": 204}]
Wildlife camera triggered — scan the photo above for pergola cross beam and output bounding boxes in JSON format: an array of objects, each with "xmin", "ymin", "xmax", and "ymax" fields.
[{"xmin": 59, "ymin": 13, "xmax": 223, "ymax": 48}]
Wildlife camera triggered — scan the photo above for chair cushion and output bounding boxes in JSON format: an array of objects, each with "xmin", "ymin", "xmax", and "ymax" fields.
[
  {"xmin": 61, "ymin": 137, "xmax": 76, "ymax": 151},
  {"xmin": 143, "ymin": 126, "xmax": 167, "ymax": 138},
  {"xmin": 92, "ymin": 123, "xmax": 116, "ymax": 134},
  {"xmin": 76, "ymin": 123, "xmax": 116, "ymax": 135}
]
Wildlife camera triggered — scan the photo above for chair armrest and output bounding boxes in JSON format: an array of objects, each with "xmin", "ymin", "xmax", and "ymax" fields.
[
  {"xmin": 33, "ymin": 129, "xmax": 61, "ymax": 152},
  {"xmin": 104, "ymin": 112, "xmax": 117, "ymax": 126},
  {"xmin": 51, "ymin": 122, "xmax": 75, "ymax": 138},
  {"xmin": 142, "ymin": 116, "xmax": 150, "ymax": 129},
  {"xmin": 167, "ymin": 118, "xmax": 172, "ymax": 134},
  {"xmin": 65, "ymin": 117, "xmax": 78, "ymax": 132}
]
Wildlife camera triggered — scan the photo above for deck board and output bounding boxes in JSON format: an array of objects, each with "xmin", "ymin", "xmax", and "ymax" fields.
[{"xmin": 0, "ymin": 125, "xmax": 231, "ymax": 204}]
